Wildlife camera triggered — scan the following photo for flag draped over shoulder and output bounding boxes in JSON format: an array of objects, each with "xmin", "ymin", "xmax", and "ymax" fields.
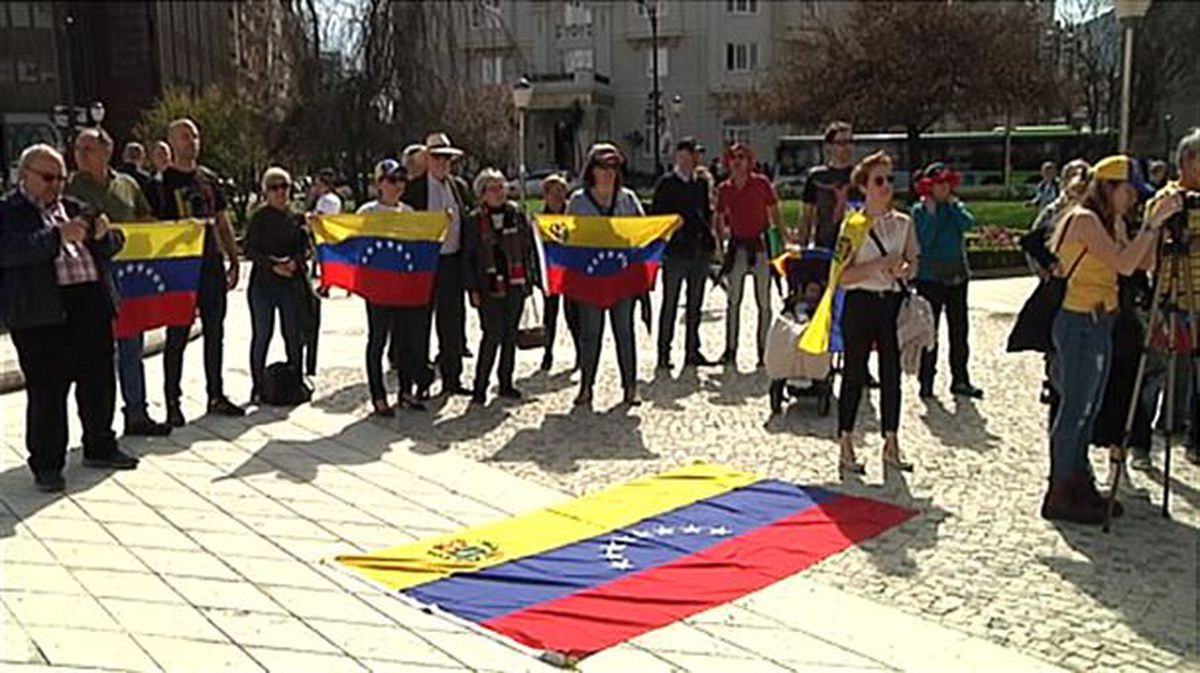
[
  {"xmin": 313, "ymin": 211, "xmax": 448, "ymax": 307},
  {"xmin": 334, "ymin": 462, "xmax": 914, "ymax": 659},
  {"xmin": 798, "ymin": 210, "xmax": 870, "ymax": 354},
  {"xmin": 534, "ymin": 214, "xmax": 680, "ymax": 308},
  {"xmin": 112, "ymin": 220, "xmax": 206, "ymax": 339}
]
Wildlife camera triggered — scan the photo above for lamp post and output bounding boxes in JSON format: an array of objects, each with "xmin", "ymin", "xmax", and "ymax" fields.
[
  {"xmin": 669, "ymin": 94, "xmax": 683, "ymax": 153},
  {"xmin": 638, "ymin": 0, "xmax": 662, "ymax": 176},
  {"xmin": 1115, "ymin": 0, "xmax": 1153, "ymax": 153},
  {"xmin": 512, "ymin": 77, "xmax": 533, "ymax": 207},
  {"xmin": 1163, "ymin": 112, "xmax": 1174, "ymax": 164}
]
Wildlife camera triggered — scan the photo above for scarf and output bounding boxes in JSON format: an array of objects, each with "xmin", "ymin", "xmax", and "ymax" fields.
[{"xmin": 477, "ymin": 203, "xmax": 528, "ymax": 298}]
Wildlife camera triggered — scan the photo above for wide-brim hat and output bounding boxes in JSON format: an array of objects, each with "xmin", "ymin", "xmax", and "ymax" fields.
[
  {"xmin": 1094, "ymin": 155, "xmax": 1154, "ymax": 196},
  {"xmin": 914, "ymin": 161, "xmax": 962, "ymax": 197},
  {"xmin": 424, "ymin": 132, "xmax": 464, "ymax": 157}
]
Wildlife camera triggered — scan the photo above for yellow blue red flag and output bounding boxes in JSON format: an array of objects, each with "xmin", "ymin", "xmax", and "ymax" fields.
[
  {"xmin": 334, "ymin": 462, "xmax": 914, "ymax": 659},
  {"xmin": 313, "ymin": 211, "xmax": 448, "ymax": 306},
  {"xmin": 799, "ymin": 210, "xmax": 871, "ymax": 354},
  {"xmin": 112, "ymin": 220, "xmax": 206, "ymax": 339},
  {"xmin": 535, "ymin": 214, "xmax": 680, "ymax": 307}
]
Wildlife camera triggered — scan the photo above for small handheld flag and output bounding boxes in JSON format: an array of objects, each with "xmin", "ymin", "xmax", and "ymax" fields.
[
  {"xmin": 111, "ymin": 220, "xmax": 206, "ymax": 339},
  {"xmin": 535, "ymin": 214, "xmax": 680, "ymax": 308},
  {"xmin": 313, "ymin": 211, "xmax": 448, "ymax": 307}
]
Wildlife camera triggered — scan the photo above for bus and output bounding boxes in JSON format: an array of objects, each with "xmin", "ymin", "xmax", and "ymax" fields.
[
  {"xmin": 2, "ymin": 113, "xmax": 62, "ymax": 187},
  {"xmin": 774, "ymin": 126, "xmax": 1117, "ymax": 197}
]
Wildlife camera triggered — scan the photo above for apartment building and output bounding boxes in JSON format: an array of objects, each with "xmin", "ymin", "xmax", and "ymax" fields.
[{"xmin": 457, "ymin": 0, "xmax": 834, "ymax": 175}]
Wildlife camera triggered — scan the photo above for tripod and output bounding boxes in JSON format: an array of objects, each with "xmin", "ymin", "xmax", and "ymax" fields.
[{"xmin": 1106, "ymin": 228, "xmax": 1199, "ymax": 531}]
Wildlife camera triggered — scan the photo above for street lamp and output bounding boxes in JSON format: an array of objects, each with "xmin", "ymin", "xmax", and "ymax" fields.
[
  {"xmin": 512, "ymin": 77, "xmax": 533, "ymax": 206},
  {"xmin": 637, "ymin": 0, "xmax": 662, "ymax": 176},
  {"xmin": 666, "ymin": 94, "xmax": 683, "ymax": 157},
  {"xmin": 1115, "ymin": 0, "xmax": 1153, "ymax": 153}
]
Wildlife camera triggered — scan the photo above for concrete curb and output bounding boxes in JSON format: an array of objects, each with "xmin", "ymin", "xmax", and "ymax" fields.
[{"xmin": 0, "ymin": 324, "xmax": 201, "ymax": 394}]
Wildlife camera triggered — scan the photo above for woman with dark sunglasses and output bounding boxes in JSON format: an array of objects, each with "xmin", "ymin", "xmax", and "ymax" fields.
[
  {"xmin": 245, "ymin": 166, "xmax": 310, "ymax": 402},
  {"xmin": 835, "ymin": 152, "xmax": 919, "ymax": 475}
]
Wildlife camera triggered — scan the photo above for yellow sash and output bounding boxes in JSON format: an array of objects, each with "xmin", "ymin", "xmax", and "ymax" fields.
[{"xmin": 798, "ymin": 210, "xmax": 871, "ymax": 354}]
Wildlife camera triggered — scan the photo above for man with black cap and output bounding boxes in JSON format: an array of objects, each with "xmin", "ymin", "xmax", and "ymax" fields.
[
  {"xmin": 652, "ymin": 137, "xmax": 717, "ymax": 370},
  {"xmin": 403, "ymin": 132, "xmax": 476, "ymax": 396}
]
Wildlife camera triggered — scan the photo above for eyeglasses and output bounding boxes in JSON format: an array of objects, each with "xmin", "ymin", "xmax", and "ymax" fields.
[
  {"xmin": 31, "ymin": 170, "xmax": 67, "ymax": 184},
  {"xmin": 872, "ymin": 175, "xmax": 894, "ymax": 187},
  {"xmin": 266, "ymin": 183, "xmax": 290, "ymax": 192}
]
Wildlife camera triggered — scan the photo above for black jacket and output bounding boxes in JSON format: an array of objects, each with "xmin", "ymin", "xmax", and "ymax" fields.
[
  {"xmin": 403, "ymin": 173, "xmax": 475, "ymax": 215},
  {"xmin": 461, "ymin": 201, "xmax": 538, "ymax": 296},
  {"xmin": 0, "ymin": 190, "xmax": 125, "ymax": 330},
  {"xmin": 651, "ymin": 171, "xmax": 714, "ymax": 258}
]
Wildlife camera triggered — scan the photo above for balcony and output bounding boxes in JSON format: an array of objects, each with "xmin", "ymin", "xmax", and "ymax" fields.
[{"xmin": 525, "ymin": 71, "xmax": 613, "ymax": 110}]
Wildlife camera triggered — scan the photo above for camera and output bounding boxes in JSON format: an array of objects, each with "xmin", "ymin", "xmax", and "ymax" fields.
[{"xmin": 1162, "ymin": 190, "xmax": 1200, "ymax": 255}]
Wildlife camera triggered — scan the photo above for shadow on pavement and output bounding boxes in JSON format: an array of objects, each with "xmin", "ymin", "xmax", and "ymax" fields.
[
  {"xmin": 702, "ymin": 367, "xmax": 768, "ymax": 407},
  {"xmin": 1041, "ymin": 509, "xmax": 1200, "ymax": 659},
  {"xmin": 0, "ymin": 449, "xmax": 117, "ymax": 539},
  {"xmin": 487, "ymin": 405, "xmax": 655, "ymax": 473},
  {"xmin": 402, "ymin": 402, "xmax": 511, "ymax": 456},
  {"xmin": 644, "ymin": 366, "xmax": 701, "ymax": 412},
  {"xmin": 919, "ymin": 396, "xmax": 1002, "ymax": 451},
  {"xmin": 511, "ymin": 368, "xmax": 578, "ymax": 398},
  {"xmin": 214, "ymin": 416, "xmax": 391, "ymax": 483}
]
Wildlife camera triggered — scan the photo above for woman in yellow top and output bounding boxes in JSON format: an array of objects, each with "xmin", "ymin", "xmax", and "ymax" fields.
[{"xmin": 1043, "ymin": 156, "xmax": 1181, "ymax": 525}]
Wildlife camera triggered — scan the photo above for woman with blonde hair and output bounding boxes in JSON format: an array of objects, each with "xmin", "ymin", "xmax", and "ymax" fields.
[{"xmin": 836, "ymin": 151, "xmax": 919, "ymax": 475}]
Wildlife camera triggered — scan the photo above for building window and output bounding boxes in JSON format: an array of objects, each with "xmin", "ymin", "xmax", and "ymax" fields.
[
  {"xmin": 725, "ymin": 42, "xmax": 758, "ymax": 72},
  {"xmin": 635, "ymin": 0, "xmax": 667, "ymax": 18},
  {"xmin": 726, "ymin": 0, "xmax": 758, "ymax": 14},
  {"xmin": 31, "ymin": 3, "xmax": 52, "ymax": 28},
  {"xmin": 9, "ymin": 2, "xmax": 30, "ymax": 28},
  {"xmin": 16, "ymin": 61, "xmax": 39, "ymax": 84},
  {"xmin": 564, "ymin": 0, "xmax": 592, "ymax": 26},
  {"xmin": 481, "ymin": 55, "xmax": 503, "ymax": 85},
  {"xmin": 0, "ymin": 59, "xmax": 13, "ymax": 85},
  {"xmin": 722, "ymin": 123, "xmax": 751, "ymax": 148},
  {"xmin": 564, "ymin": 48, "xmax": 594, "ymax": 73},
  {"xmin": 470, "ymin": 0, "xmax": 502, "ymax": 29},
  {"xmin": 645, "ymin": 47, "xmax": 669, "ymax": 79}
]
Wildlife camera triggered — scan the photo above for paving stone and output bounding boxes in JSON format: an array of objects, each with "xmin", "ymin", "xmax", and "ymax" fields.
[{"xmin": 133, "ymin": 634, "xmax": 265, "ymax": 673}]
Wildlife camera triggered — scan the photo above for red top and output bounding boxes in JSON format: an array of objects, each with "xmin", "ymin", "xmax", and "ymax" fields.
[{"xmin": 717, "ymin": 173, "xmax": 777, "ymax": 240}]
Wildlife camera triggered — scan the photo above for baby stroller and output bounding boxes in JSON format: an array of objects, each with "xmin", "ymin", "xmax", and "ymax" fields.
[{"xmin": 765, "ymin": 247, "xmax": 839, "ymax": 416}]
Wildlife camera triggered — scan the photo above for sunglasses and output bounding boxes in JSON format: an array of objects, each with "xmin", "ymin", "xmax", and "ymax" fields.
[
  {"xmin": 266, "ymin": 183, "xmax": 290, "ymax": 192},
  {"xmin": 872, "ymin": 174, "xmax": 894, "ymax": 187},
  {"xmin": 32, "ymin": 170, "xmax": 67, "ymax": 184}
]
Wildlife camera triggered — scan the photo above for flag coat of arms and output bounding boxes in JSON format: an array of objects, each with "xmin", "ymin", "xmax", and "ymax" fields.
[
  {"xmin": 335, "ymin": 463, "xmax": 914, "ymax": 659},
  {"xmin": 111, "ymin": 220, "xmax": 206, "ymax": 339},
  {"xmin": 535, "ymin": 214, "xmax": 680, "ymax": 308},
  {"xmin": 799, "ymin": 210, "xmax": 871, "ymax": 354},
  {"xmin": 313, "ymin": 211, "xmax": 448, "ymax": 306}
]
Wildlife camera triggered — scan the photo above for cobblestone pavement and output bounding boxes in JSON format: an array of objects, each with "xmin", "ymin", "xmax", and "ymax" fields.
[{"xmin": 1, "ymin": 269, "xmax": 1196, "ymax": 672}]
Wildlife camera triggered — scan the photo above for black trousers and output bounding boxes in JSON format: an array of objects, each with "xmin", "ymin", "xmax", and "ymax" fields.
[
  {"xmin": 428, "ymin": 252, "xmax": 466, "ymax": 387},
  {"xmin": 165, "ymin": 260, "xmax": 226, "ymax": 405},
  {"xmin": 11, "ymin": 282, "xmax": 119, "ymax": 475},
  {"xmin": 916, "ymin": 279, "xmax": 970, "ymax": 390},
  {"xmin": 838, "ymin": 289, "xmax": 903, "ymax": 435},
  {"xmin": 658, "ymin": 252, "xmax": 709, "ymax": 361},
  {"xmin": 543, "ymin": 294, "xmax": 581, "ymax": 364},
  {"xmin": 474, "ymin": 292, "xmax": 524, "ymax": 393},
  {"xmin": 366, "ymin": 302, "xmax": 427, "ymax": 402}
]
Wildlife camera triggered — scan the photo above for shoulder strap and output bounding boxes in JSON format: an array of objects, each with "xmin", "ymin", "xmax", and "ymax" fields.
[
  {"xmin": 868, "ymin": 228, "xmax": 888, "ymax": 256},
  {"xmin": 1054, "ymin": 212, "xmax": 1087, "ymax": 279}
]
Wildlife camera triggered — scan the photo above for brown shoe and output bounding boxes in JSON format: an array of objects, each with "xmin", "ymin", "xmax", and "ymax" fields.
[{"xmin": 1041, "ymin": 475, "xmax": 1106, "ymax": 525}]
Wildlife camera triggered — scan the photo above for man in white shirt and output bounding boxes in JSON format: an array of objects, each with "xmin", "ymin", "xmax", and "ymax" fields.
[
  {"xmin": 402, "ymin": 133, "xmax": 476, "ymax": 396},
  {"xmin": 312, "ymin": 168, "xmax": 342, "ymax": 215}
]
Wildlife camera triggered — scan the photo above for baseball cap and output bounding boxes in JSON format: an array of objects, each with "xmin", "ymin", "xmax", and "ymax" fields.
[
  {"xmin": 1093, "ymin": 155, "xmax": 1154, "ymax": 196},
  {"xmin": 676, "ymin": 136, "xmax": 699, "ymax": 153},
  {"xmin": 373, "ymin": 159, "xmax": 406, "ymax": 183}
]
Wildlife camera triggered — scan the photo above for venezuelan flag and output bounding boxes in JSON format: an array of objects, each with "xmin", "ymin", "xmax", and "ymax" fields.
[
  {"xmin": 535, "ymin": 214, "xmax": 680, "ymax": 307},
  {"xmin": 112, "ymin": 220, "xmax": 206, "ymax": 339},
  {"xmin": 799, "ymin": 210, "xmax": 871, "ymax": 354},
  {"xmin": 313, "ymin": 211, "xmax": 448, "ymax": 307},
  {"xmin": 335, "ymin": 463, "xmax": 914, "ymax": 659}
]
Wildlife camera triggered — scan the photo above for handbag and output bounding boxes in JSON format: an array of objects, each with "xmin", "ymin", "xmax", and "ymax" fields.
[
  {"xmin": 1006, "ymin": 216, "xmax": 1085, "ymax": 353},
  {"xmin": 517, "ymin": 290, "xmax": 547, "ymax": 350},
  {"xmin": 867, "ymin": 227, "xmax": 936, "ymax": 374}
]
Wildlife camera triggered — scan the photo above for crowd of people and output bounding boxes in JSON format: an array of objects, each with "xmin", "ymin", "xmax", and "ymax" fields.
[{"xmin": 2, "ymin": 113, "xmax": 1197, "ymax": 530}]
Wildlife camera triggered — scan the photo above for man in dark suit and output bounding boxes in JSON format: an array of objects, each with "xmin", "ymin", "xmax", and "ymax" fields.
[
  {"xmin": 403, "ymin": 132, "xmax": 476, "ymax": 396},
  {"xmin": 0, "ymin": 144, "xmax": 137, "ymax": 492}
]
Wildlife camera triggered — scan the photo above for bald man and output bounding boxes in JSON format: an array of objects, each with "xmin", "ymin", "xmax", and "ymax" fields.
[
  {"xmin": 0, "ymin": 143, "xmax": 136, "ymax": 492},
  {"xmin": 157, "ymin": 118, "xmax": 245, "ymax": 425}
]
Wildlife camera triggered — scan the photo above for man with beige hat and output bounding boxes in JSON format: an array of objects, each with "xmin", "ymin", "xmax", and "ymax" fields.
[{"xmin": 403, "ymin": 132, "xmax": 476, "ymax": 396}]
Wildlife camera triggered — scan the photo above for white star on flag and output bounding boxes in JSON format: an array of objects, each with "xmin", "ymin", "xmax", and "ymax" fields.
[
  {"xmin": 609, "ymin": 558, "xmax": 633, "ymax": 571},
  {"xmin": 709, "ymin": 526, "xmax": 732, "ymax": 536},
  {"xmin": 630, "ymin": 529, "xmax": 652, "ymax": 539},
  {"xmin": 681, "ymin": 523, "xmax": 702, "ymax": 535},
  {"xmin": 654, "ymin": 525, "xmax": 675, "ymax": 537}
]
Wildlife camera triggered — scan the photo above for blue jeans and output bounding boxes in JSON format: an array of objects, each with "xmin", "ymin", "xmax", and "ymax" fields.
[
  {"xmin": 248, "ymin": 278, "xmax": 302, "ymax": 394},
  {"xmin": 1050, "ymin": 309, "xmax": 1115, "ymax": 479},
  {"xmin": 116, "ymin": 334, "xmax": 149, "ymax": 423}
]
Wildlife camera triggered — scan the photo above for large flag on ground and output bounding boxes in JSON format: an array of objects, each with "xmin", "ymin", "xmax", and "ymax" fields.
[
  {"xmin": 112, "ymin": 220, "xmax": 206, "ymax": 339},
  {"xmin": 334, "ymin": 462, "xmax": 914, "ymax": 659},
  {"xmin": 535, "ymin": 214, "xmax": 680, "ymax": 307},
  {"xmin": 313, "ymin": 211, "xmax": 448, "ymax": 306}
]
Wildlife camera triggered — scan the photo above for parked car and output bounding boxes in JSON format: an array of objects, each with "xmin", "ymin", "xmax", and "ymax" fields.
[{"xmin": 506, "ymin": 168, "xmax": 573, "ymax": 199}]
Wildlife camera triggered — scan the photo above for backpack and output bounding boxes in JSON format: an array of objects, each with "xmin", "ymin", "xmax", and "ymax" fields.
[{"xmin": 260, "ymin": 362, "xmax": 312, "ymax": 406}]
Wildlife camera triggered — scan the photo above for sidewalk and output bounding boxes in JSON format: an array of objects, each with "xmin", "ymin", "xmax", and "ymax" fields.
[{"xmin": 0, "ymin": 273, "xmax": 1070, "ymax": 673}]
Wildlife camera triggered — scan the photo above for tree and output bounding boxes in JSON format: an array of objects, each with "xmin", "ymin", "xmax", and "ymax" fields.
[
  {"xmin": 748, "ymin": 1, "xmax": 1061, "ymax": 163},
  {"xmin": 133, "ymin": 86, "xmax": 269, "ymax": 226}
]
